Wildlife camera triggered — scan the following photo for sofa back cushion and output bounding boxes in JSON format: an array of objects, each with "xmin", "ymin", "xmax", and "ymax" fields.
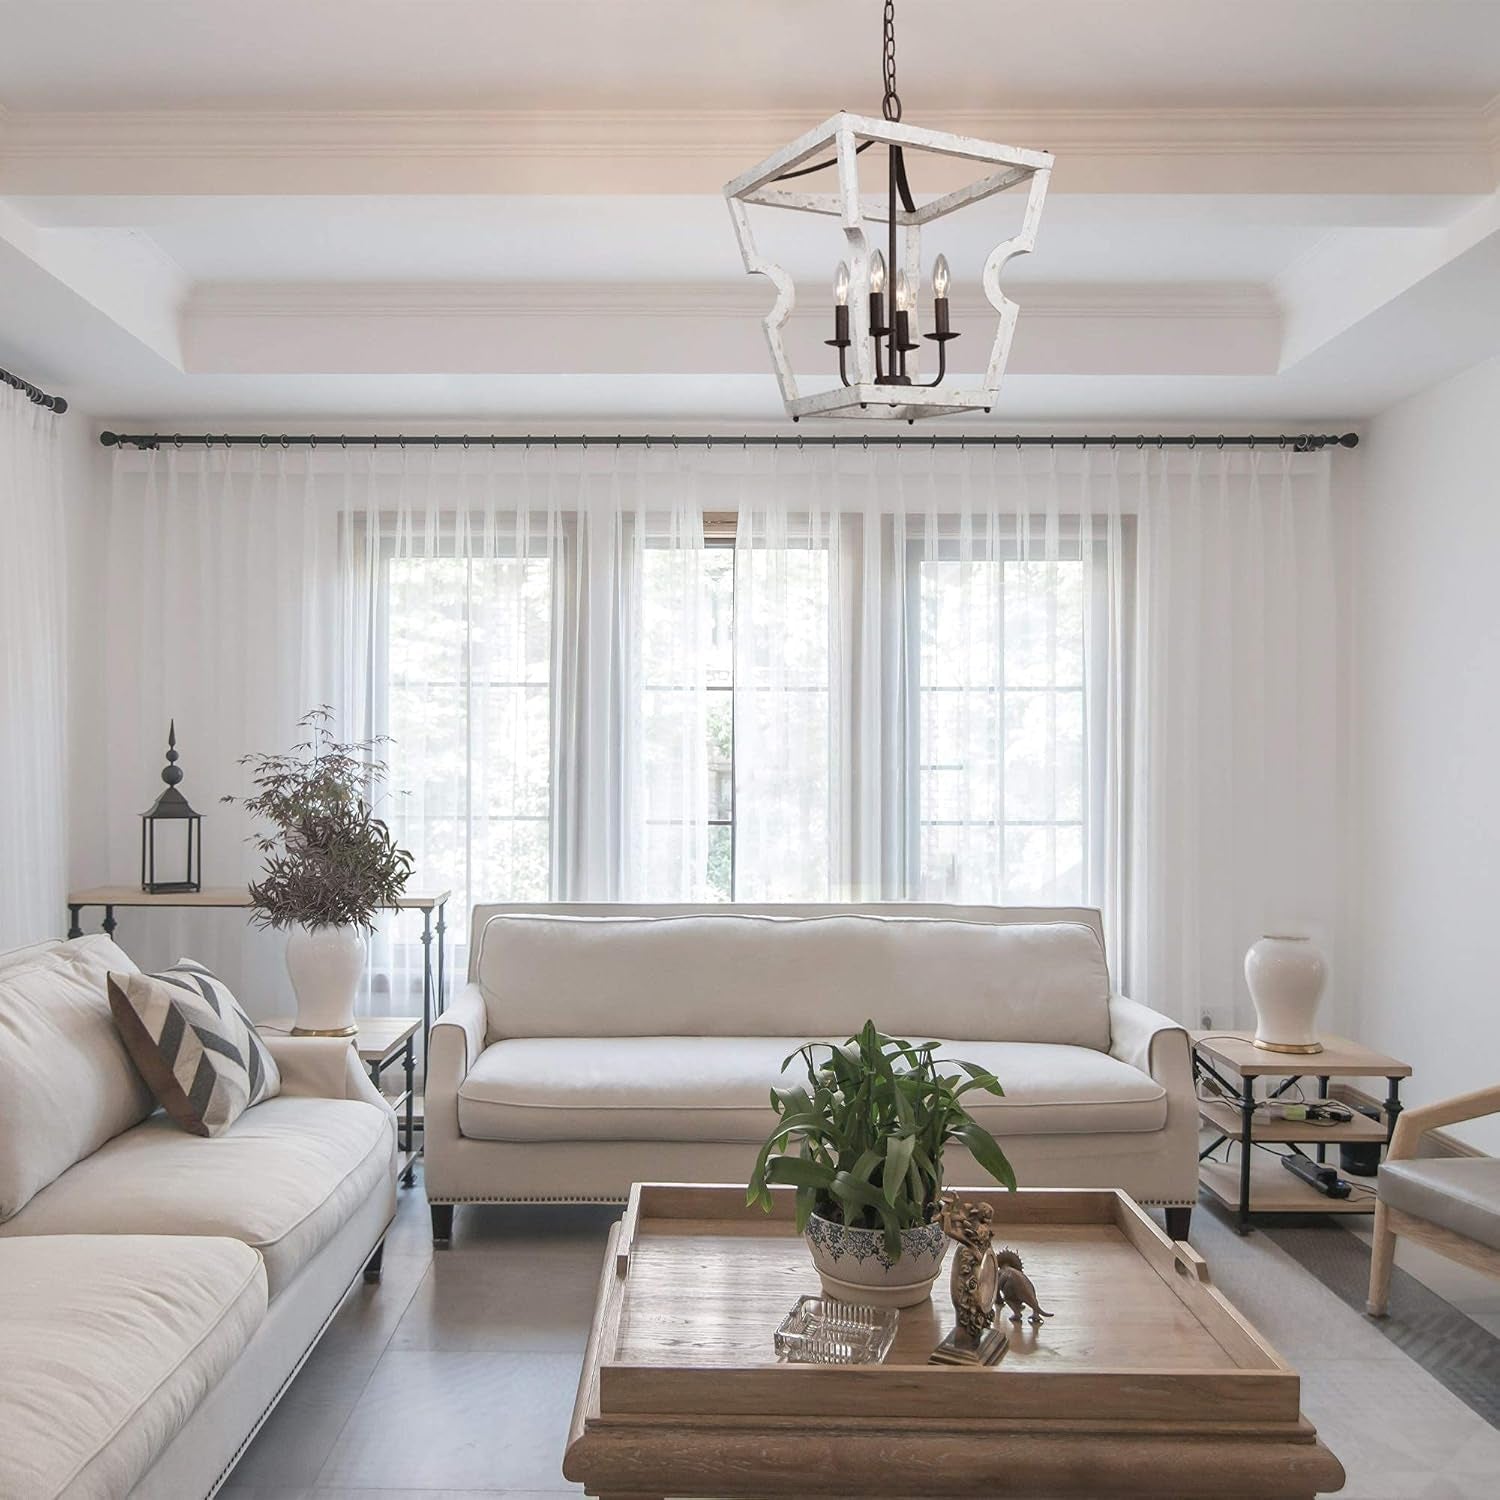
[
  {"xmin": 0, "ymin": 935, "xmax": 154, "ymax": 1221},
  {"xmin": 475, "ymin": 913, "xmax": 1111, "ymax": 1049}
]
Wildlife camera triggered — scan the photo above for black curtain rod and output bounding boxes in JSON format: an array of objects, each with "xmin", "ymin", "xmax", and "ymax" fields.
[
  {"xmin": 1, "ymin": 365, "xmax": 68, "ymax": 414},
  {"xmin": 101, "ymin": 430, "xmax": 1359, "ymax": 452}
]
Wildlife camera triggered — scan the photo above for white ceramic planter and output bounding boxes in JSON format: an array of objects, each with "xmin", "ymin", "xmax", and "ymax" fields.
[
  {"xmin": 1245, "ymin": 934, "xmax": 1327, "ymax": 1054},
  {"xmin": 285, "ymin": 924, "xmax": 367, "ymax": 1037},
  {"xmin": 804, "ymin": 1211, "xmax": 949, "ymax": 1309}
]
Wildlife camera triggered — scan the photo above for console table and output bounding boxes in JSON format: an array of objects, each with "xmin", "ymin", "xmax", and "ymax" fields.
[
  {"xmin": 65, "ymin": 886, "xmax": 451, "ymax": 1075},
  {"xmin": 1193, "ymin": 1030, "xmax": 1412, "ymax": 1234}
]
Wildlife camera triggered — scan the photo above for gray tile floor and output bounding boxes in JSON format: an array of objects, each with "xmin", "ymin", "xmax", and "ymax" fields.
[{"xmin": 222, "ymin": 1169, "xmax": 1500, "ymax": 1500}]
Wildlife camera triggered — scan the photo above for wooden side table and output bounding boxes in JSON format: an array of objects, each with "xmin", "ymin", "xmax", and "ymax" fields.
[
  {"xmin": 1193, "ymin": 1030, "xmax": 1412, "ymax": 1234},
  {"xmin": 261, "ymin": 1015, "xmax": 420, "ymax": 1187}
]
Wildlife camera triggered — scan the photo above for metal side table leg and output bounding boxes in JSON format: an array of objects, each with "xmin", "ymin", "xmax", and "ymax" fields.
[{"xmin": 1238, "ymin": 1075, "xmax": 1255, "ymax": 1235}]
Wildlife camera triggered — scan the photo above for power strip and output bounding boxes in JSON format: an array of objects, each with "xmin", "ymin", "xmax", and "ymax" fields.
[{"xmin": 1280, "ymin": 1152, "xmax": 1352, "ymax": 1199}]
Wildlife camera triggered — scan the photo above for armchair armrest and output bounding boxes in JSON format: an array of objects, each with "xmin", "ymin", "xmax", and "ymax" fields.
[
  {"xmin": 427, "ymin": 982, "xmax": 487, "ymax": 1149},
  {"xmin": 261, "ymin": 1034, "xmax": 391, "ymax": 1114},
  {"xmin": 1108, "ymin": 993, "xmax": 1192, "ymax": 1093},
  {"xmin": 1387, "ymin": 1084, "xmax": 1500, "ymax": 1162}
]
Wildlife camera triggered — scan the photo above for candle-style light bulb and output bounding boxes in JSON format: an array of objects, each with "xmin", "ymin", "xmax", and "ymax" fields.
[
  {"xmin": 895, "ymin": 272, "xmax": 913, "ymax": 312},
  {"xmin": 870, "ymin": 251, "xmax": 887, "ymax": 295},
  {"xmin": 932, "ymin": 254, "xmax": 950, "ymax": 300},
  {"xmin": 833, "ymin": 261, "xmax": 850, "ymax": 306}
]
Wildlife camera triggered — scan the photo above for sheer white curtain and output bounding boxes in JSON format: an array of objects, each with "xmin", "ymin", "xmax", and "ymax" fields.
[
  {"xmin": 732, "ymin": 443, "xmax": 1128, "ymax": 917},
  {"xmin": 103, "ymin": 443, "xmax": 710, "ymax": 1013},
  {"xmin": 101, "ymin": 438, "xmax": 1342, "ymax": 1030},
  {"xmin": 0, "ymin": 387, "xmax": 67, "ymax": 950}
]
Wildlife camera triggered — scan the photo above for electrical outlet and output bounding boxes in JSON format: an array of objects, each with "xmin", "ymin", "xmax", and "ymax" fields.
[{"xmin": 1200, "ymin": 1011, "xmax": 1213, "ymax": 1030}]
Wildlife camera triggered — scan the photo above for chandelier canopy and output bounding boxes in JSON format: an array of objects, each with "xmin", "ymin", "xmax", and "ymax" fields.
[{"xmin": 725, "ymin": 1, "xmax": 1052, "ymax": 422}]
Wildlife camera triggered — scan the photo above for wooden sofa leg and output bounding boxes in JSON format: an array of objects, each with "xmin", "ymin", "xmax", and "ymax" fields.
[
  {"xmin": 1367, "ymin": 1201, "xmax": 1397, "ymax": 1317},
  {"xmin": 362, "ymin": 1240, "xmax": 385, "ymax": 1285},
  {"xmin": 431, "ymin": 1203, "xmax": 454, "ymax": 1246},
  {"xmin": 1165, "ymin": 1206, "xmax": 1192, "ymax": 1241}
]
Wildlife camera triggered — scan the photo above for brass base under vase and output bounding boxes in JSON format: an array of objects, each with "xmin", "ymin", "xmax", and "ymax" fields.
[
  {"xmin": 1251, "ymin": 1038, "xmax": 1324, "ymax": 1055},
  {"xmin": 929, "ymin": 1324, "xmax": 1008, "ymax": 1366},
  {"xmin": 290, "ymin": 1023, "xmax": 359, "ymax": 1037}
]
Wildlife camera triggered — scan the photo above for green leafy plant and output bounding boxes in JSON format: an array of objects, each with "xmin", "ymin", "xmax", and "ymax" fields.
[
  {"xmin": 747, "ymin": 1019, "xmax": 1016, "ymax": 1257},
  {"xmin": 222, "ymin": 707, "xmax": 413, "ymax": 932}
]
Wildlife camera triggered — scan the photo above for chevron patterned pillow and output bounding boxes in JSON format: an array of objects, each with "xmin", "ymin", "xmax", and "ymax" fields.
[{"xmin": 107, "ymin": 960, "xmax": 281, "ymax": 1137}]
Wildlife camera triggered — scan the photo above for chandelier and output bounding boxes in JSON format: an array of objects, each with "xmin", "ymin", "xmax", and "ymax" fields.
[{"xmin": 725, "ymin": 1, "xmax": 1053, "ymax": 422}]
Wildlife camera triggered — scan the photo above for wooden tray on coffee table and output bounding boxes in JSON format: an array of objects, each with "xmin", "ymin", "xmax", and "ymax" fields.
[{"xmin": 564, "ymin": 1183, "xmax": 1344, "ymax": 1499}]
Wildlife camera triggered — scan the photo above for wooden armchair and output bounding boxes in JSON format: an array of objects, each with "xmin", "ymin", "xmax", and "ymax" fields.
[{"xmin": 1367, "ymin": 1083, "xmax": 1500, "ymax": 1316}]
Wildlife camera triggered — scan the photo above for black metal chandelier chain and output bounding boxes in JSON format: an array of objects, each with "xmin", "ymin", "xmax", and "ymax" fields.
[{"xmin": 881, "ymin": 0, "xmax": 902, "ymax": 121}]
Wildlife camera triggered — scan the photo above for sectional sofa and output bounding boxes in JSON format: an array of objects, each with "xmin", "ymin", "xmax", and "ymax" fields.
[
  {"xmin": 0, "ymin": 934, "xmax": 397, "ymax": 1500},
  {"xmin": 425, "ymin": 903, "xmax": 1197, "ymax": 1242}
]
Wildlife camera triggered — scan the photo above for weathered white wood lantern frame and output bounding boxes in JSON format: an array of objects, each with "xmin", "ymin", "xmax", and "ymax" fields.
[{"xmin": 725, "ymin": 112, "xmax": 1053, "ymax": 422}]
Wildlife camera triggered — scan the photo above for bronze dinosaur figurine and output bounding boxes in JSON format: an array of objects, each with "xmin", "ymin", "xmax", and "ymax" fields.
[{"xmin": 994, "ymin": 1247, "xmax": 1054, "ymax": 1324}]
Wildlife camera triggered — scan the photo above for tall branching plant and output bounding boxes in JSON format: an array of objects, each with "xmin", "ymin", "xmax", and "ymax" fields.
[
  {"xmin": 747, "ymin": 1020, "xmax": 1016, "ymax": 1258},
  {"xmin": 222, "ymin": 707, "xmax": 413, "ymax": 932}
]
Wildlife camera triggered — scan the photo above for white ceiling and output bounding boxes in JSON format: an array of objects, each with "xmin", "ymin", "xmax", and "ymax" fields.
[
  {"xmin": 3, "ymin": 2, "xmax": 1498, "ymax": 111},
  {"xmin": 1, "ymin": 0, "xmax": 1498, "ymax": 427}
]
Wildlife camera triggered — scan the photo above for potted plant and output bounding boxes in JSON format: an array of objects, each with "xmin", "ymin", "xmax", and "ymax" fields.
[
  {"xmin": 224, "ymin": 708, "xmax": 413, "ymax": 1036},
  {"xmin": 747, "ymin": 1020, "xmax": 1017, "ymax": 1307}
]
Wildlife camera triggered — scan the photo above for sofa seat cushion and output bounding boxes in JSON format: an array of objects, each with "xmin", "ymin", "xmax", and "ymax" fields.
[
  {"xmin": 0, "ymin": 1234, "xmax": 266, "ymax": 1500},
  {"xmin": 1380, "ymin": 1158, "xmax": 1500, "ymax": 1252},
  {"xmin": 457, "ymin": 1037, "xmax": 1167, "ymax": 1144},
  {"xmin": 0, "ymin": 1096, "xmax": 393, "ymax": 1297}
]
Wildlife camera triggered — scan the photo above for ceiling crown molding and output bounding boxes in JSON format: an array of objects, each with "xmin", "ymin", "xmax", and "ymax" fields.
[
  {"xmin": 185, "ymin": 280, "xmax": 1277, "ymax": 325},
  {"xmin": 4, "ymin": 104, "xmax": 1494, "ymax": 196}
]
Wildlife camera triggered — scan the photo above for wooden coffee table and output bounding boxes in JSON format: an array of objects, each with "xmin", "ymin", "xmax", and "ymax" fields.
[{"xmin": 564, "ymin": 1184, "xmax": 1344, "ymax": 1499}]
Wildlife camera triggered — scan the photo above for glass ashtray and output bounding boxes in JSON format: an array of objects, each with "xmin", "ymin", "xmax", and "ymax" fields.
[{"xmin": 774, "ymin": 1295, "xmax": 898, "ymax": 1365}]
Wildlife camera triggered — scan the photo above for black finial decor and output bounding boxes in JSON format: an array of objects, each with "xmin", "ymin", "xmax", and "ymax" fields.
[{"xmin": 141, "ymin": 721, "xmax": 203, "ymax": 893}]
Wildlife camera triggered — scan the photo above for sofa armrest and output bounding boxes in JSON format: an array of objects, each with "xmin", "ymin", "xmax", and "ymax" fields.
[
  {"xmin": 262, "ymin": 1034, "xmax": 391, "ymax": 1114},
  {"xmin": 1108, "ymin": 994, "xmax": 1193, "ymax": 1099},
  {"xmin": 428, "ymin": 983, "xmax": 487, "ymax": 1144}
]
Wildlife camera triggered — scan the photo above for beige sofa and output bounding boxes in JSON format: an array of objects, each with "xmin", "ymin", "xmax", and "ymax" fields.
[
  {"xmin": 0, "ymin": 935, "xmax": 397, "ymax": 1500},
  {"xmin": 426, "ymin": 904, "xmax": 1197, "ymax": 1242}
]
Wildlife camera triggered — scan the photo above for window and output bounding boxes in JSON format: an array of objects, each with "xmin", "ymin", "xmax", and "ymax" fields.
[
  {"xmin": 912, "ymin": 537, "xmax": 1092, "ymax": 904},
  {"xmin": 639, "ymin": 540, "xmax": 735, "ymax": 899},
  {"xmin": 384, "ymin": 547, "xmax": 553, "ymax": 933}
]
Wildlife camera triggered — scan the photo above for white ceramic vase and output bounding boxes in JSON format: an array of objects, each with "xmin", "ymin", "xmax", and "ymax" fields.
[
  {"xmin": 1245, "ymin": 934, "xmax": 1327, "ymax": 1054},
  {"xmin": 285, "ymin": 924, "xmax": 367, "ymax": 1037},
  {"xmin": 804, "ymin": 1212, "xmax": 949, "ymax": 1309}
]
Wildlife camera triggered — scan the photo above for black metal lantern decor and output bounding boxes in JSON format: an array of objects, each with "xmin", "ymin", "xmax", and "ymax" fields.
[{"xmin": 141, "ymin": 721, "xmax": 203, "ymax": 893}]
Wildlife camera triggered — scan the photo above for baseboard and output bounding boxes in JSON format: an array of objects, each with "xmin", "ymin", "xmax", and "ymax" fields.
[{"xmin": 1334, "ymin": 1084, "xmax": 1489, "ymax": 1160}]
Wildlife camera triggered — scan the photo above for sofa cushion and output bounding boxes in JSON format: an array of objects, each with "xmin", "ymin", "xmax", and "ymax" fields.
[
  {"xmin": 457, "ymin": 1036, "xmax": 1167, "ymax": 1144},
  {"xmin": 0, "ymin": 935, "xmax": 153, "ymax": 1222},
  {"xmin": 1379, "ymin": 1158, "xmax": 1500, "ymax": 1252},
  {"xmin": 108, "ymin": 959, "xmax": 280, "ymax": 1137},
  {"xmin": 476, "ymin": 913, "xmax": 1112, "ymax": 1049},
  {"xmin": 0, "ymin": 1234, "xmax": 266, "ymax": 1500},
  {"xmin": 0, "ymin": 1096, "xmax": 393, "ymax": 1297}
]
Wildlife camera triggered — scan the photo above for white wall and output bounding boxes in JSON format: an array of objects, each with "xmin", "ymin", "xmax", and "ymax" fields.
[{"xmin": 1355, "ymin": 355, "xmax": 1500, "ymax": 1152}]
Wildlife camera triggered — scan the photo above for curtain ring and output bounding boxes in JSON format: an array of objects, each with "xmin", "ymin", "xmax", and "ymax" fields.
[
  {"xmin": 1187, "ymin": 435, "xmax": 1196, "ymax": 449},
  {"xmin": 1248, "ymin": 435, "xmax": 1256, "ymax": 449},
  {"xmin": 525, "ymin": 434, "xmax": 531, "ymax": 450},
  {"xmin": 1081, "ymin": 436, "xmax": 1088, "ymax": 450},
  {"xmin": 259, "ymin": 434, "xmax": 269, "ymax": 448},
  {"xmin": 1049, "ymin": 435, "xmax": 1055, "ymax": 449},
  {"xmin": 797, "ymin": 433, "xmax": 804, "ymax": 451},
  {"xmin": 280, "ymin": 434, "xmax": 290, "ymax": 449},
  {"xmin": 615, "ymin": 435, "xmax": 621, "ymax": 449},
  {"xmin": 1279, "ymin": 435, "xmax": 1287, "ymax": 450},
  {"xmin": 462, "ymin": 434, "xmax": 470, "ymax": 449},
  {"xmin": 397, "ymin": 434, "xmax": 405, "ymax": 449},
  {"xmin": 309, "ymin": 435, "xmax": 317, "ymax": 450},
  {"xmin": 200, "ymin": 434, "xmax": 210, "ymax": 449},
  {"xmin": 862, "ymin": 435, "xmax": 868, "ymax": 450},
  {"xmin": 340, "ymin": 434, "xmax": 347, "ymax": 449},
  {"xmin": 1157, "ymin": 435, "xmax": 1164, "ymax": 450},
  {"xmin": 706, "ymin": 434, "xmax": 712, "ymax": 450},
  {"xmin": 223, "ymin": 434, "xmax": 231, "ymax": 450},
  {"xmin": 1135, "ymin": 435, "xmax": 1144, "ymax": 450},
  {"xmin": 1109, "ymin": 435, "xmax": 1116, "ymax": 450},
  {"xmin": 552, "ymin": 435, "xmax": 558, "ymax": 451},
  {"xmin": 433, "ymin": 434, "xmax": 440, "ymax": 450},
  {"xmin": 1217, "ymin": 434, "xmax": 1225, "ymax": 450},
  {"xmin": 1015, "ymin": 435, "xmax": 1021, "ymax": 451},
  {"xmin": 672, "ymin": 434, "xmax": 679, "ymax": 449}
]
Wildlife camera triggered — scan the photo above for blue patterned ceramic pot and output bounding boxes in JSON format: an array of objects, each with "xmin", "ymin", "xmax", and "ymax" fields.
[{"xmin": 804, "ymin": 1210, "xmax": 949, "ymax": 1308}]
